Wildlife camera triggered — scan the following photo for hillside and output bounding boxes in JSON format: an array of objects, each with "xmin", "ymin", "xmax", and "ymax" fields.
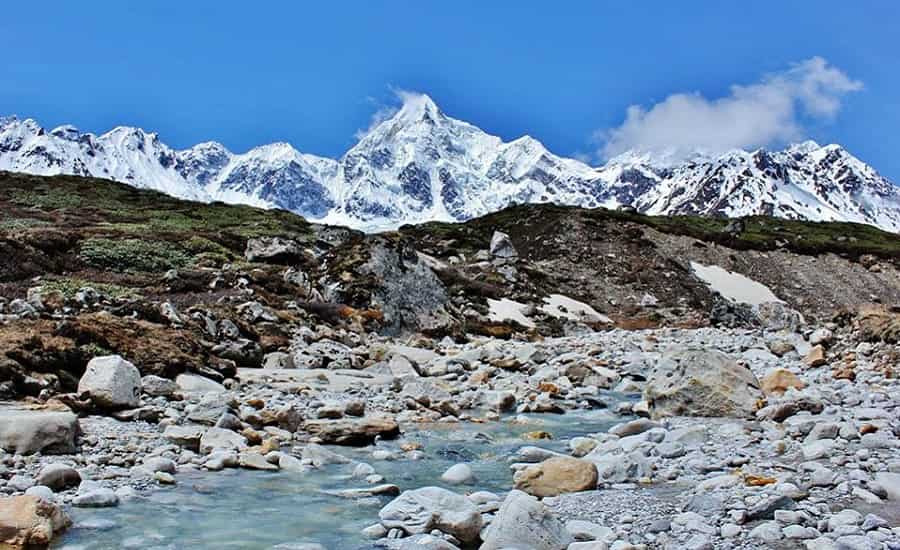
[{"xmin": 1, "ymin": 171, "xmax": 899, "ymax": 399}]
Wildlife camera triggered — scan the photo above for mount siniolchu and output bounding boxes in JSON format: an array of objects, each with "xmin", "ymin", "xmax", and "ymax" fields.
[{"xmin": 2, "ymin": 94, "xmax": 900, "ymax": 232}]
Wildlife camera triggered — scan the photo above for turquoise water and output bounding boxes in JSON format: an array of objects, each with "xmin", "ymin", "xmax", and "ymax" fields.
[{"xmin": 54, "ymin": 408, "xmax": 625, "ymax": 550}]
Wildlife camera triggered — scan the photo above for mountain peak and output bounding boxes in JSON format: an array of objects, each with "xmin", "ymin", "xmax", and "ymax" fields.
[
  {"xmin": 1, "ymin": 110, "xmax": 898, "ymax": 233},
  {"xmin": 787, "ymin": 140, "xmax": 823, "ymax": 155},
  {"xmin": 394, "ymin": 93, "xmax": 442, "ymax": 124}
]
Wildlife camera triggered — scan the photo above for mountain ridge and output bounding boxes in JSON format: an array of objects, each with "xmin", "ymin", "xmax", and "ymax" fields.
[{"xmin": 2, "ymin": 95, "xmax": 899, "ymax": 232}]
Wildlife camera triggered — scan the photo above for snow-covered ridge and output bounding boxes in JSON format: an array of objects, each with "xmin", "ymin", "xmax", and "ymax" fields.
[{"xmin": 2, "ymin": 96, "xmax": 899, "ymax": 232}]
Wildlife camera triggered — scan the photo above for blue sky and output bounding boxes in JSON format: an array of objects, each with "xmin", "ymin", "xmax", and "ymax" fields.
[{"xmin": 2, "ymin": 2, "xmax": 898, "ymax": 179}]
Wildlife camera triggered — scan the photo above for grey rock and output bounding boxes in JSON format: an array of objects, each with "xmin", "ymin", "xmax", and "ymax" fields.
[
  {"xmin": 480, "ymin": 490, "xmax": 573, "ymax": 550},
  {"xmin": 77, "ymin": 355, "xmax": 141, "ymax": 409},
  {"xmin": 643, "ymin": 348, "xmax": 762, "ymax": 419},
  {"xmin": 745, "ymin": 495, "xmax": 795, "ymax": 522},
  {"xmin": 36, "ymin": 463, "xmax": 81, "ymax": 491},
  {"xmin": 199, "ymin": 427, "xmax": 248, "ymax": 455},
  {"xmin": 379, "ymin": 486, "xmax": 482, "ymax": 543},
  {"xmin": 490, "ymin": 231, "xmax": 517, "ymax": 258},
  {"xmin": 245, "ymin": 236, "xmax": 301, "ymax": 263},
  {"xmin": 175, "ymin": 373, "xmax": 226, "ymax": 394},
  {"xmin": 440, "ymin": 463, "xmax": 474, "ymax": 485},
  {"xmin": 0, "ymin": 408, "xmax": 79, "ymax": 455},
  {"xmin": 72, "ymin": 481, "xmax": 119, "ymax": 508},
  {"xmin": 141, "ymin": 375, "xmax": 178, "ymax": 397}
]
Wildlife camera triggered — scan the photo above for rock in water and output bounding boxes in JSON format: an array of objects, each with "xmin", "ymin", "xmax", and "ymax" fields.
[
  {"xmin": 0, "ymin": 495, "xmax": 71, "ymax": 547},
  {"xmin": 378, "ymin": 486, "xmax": 482, "ymax": 543},
  {"xmin": 77, "ymin": 355, "xmax": 141, "ymax": 409},
  {"xmin": 643, "ymin": 348, "xmax": 762, "ymax": 419},
  {"xmin": 480, "ymin": 490, "xmax": 574, "ymax": 550},
  {"xmin": 513, "ymin": 457, "xmax": 598, "ymax": 497},
  {"xmin": 0, "ymin": 408, "xmax": 79, "ymax": 455},
  {"xmin": 303, "ymin": 416, "xmax": 400, "ymax": 446},
  {"xmin": 441, "ymin": 463, "xmax": 474, "ymax": 485},
  {"xmin": 71, "ymin": 481, "xmax": 119, "ymax": 508},
  {"xmin": 490, "ymin": 231, "xmax": 517, "ymax": 258}
]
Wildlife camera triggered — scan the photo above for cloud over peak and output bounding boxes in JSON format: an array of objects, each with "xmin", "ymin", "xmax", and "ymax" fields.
[{"xmin": 599, "ymin": 57, "xmax": 863, "ymax": 161}]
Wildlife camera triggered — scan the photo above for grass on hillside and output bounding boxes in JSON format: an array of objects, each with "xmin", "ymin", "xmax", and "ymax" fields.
[{"xmin": 403, "ymin": 202, "xmax": 900, "ymax": 261}]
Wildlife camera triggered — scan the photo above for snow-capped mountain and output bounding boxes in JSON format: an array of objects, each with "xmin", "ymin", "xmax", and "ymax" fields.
[{"xmin": 2, "ymin": 95, "xmax": 899, "ymax": 232}]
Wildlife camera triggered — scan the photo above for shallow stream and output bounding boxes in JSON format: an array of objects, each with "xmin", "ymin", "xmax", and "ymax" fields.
[{"xmin": 54, "ymin": 408, "xmax": 627, "ymax": 549}]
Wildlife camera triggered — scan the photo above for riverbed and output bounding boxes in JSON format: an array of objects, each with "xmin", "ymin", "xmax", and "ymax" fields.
[{"xmin": 54, "ymin": 408, "xmax": 628, "ymax": 549}]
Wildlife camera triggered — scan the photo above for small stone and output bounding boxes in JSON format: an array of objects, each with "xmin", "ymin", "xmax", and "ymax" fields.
[
  {"xmin": 720, "ymin": 523, "xmax": 741, "ymax": 538},
  {"xmin": 153, "ymin": 472, "xmax": 176, "ymax": 485},
  {"xmin": 441, "ymin": 463, "xmax": 474, "ymax": 485},
  {"xmin": 761, "ymin": 368, "xmax": 805, "ymax": 395},
  {"xmin": 804, "ymin": 345, "xmax": 827, "ymax": 367}
]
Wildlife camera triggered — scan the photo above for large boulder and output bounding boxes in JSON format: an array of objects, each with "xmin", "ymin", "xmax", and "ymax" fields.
[
  {"xmin": 77, "ymin": 355, "xmax": 141, "ymax": 409},
  {"xmin": 480, "ymin": 490, "xmax": 574, "ymax": 550},
  {"xmin": 0, "ymin": 408, "xmax": 79, "ymax": 455},
  {"xmin": 490, "ymin": 231, "xmax": 518, "ymax": 258},
  {"xmin": 0, "ymin": 495, "xmax": 71, "ymax": 547},
  {"xmin": 359, "ymin": 240, "xmax": 452, "ymax": 334},
  {"xmin": 752, "ymin": 302, "xmax": 804, "ymax": 331},
  {"xmin": 244, "ymin": 236, "xmax": 302, "ymax": 263},
  {"xmin": 379, "ymin": 487, "xmax": 482, "ymax": 543},
  {"xmin": 643, "ymin": 348, "xmax": 762, "ymax": 419},
  {"xmin": 303, "ymin": 416, "xmax": 400, "ymax": 446},
  {"xmin": 513, "ymin": 457, "xmax": 598, "ymax": 497}
]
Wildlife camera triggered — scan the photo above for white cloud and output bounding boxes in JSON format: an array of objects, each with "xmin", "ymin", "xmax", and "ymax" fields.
[
  {"xmin": 598, "ymin": 57, "xmax": 863, "ymax": 160},
  {"xmin": 354, "ymin": 88, "xmax": 429, "ymax": 140},
  {"xmin": 354, "ymin": 102, "xmax": 399, "ymax": 140}
]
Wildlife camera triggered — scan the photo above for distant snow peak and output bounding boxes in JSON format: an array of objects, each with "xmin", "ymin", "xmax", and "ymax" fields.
[
  {"xmin": 1, "ymin": 99, "xmax": 899, "ymax": 233},
  {"xmin": 396, "ymin": 92, "xmax": 442, "ymax": 122}
]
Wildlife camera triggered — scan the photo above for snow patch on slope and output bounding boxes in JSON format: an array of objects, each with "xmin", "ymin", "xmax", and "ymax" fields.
[{"xmin": 690, "ymin": 262, "xmax": 783, "ymax": 306}]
